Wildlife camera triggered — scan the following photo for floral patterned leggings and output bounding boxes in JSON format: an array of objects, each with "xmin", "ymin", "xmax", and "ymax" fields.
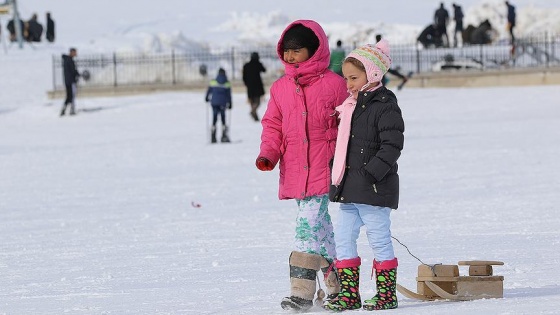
[{"xmin": 294, "ymin": 194, "xmax": 336, "ymax": 261}]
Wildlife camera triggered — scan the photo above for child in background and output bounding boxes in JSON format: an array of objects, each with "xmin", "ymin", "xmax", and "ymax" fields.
[
  {"xmin": 255, "ymin": 20, "xmax": 348, "ymax": 311},
  {"xmin": 325, "ymin": 39, "xmax": 405, "ymax": 311},
  {"xmin": 205, "ymin": 68, "xmax": 232, "ymax": 143}
]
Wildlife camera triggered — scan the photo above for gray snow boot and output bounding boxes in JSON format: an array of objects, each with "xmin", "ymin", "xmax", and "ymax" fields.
[
  {"xmin": 211, "ymin": 126, "xmax": 217, "ymax": 143},
  {"xmin": 281, "ymin": 251, "xmax": 321, "ymax": 312},
  {"xmin": 221, "ymin": 125, "xmax": 230, "ymax": 143}
]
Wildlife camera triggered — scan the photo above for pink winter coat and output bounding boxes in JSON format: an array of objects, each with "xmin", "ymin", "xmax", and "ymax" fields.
[{"xmin": 257, "ymin": 20, "xmax": 348, "ymax": 200}]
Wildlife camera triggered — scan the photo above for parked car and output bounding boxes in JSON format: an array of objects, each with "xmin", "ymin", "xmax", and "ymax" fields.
[{"xmin": 432, "ymin": 54, "xmax": 484, "ymax": 71}]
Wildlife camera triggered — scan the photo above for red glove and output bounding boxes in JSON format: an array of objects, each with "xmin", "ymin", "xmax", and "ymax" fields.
[{"xmin": 256, "ymin": 157, "xmax": 274, "ymax": 171}]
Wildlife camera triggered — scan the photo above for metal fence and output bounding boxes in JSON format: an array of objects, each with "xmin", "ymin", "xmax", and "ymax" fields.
[
  {"xmin": 51, "ymin": 46, "xmax": 282, "ymax": 91},
  {"xmin": 51, "ymin": 33, "xmax": 560, "ymax": 91}
]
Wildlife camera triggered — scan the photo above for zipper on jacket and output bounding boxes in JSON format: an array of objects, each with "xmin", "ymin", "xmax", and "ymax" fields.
[{"xmin": 373, "ymin": 184, "xmax": 377, "ymax": 193}]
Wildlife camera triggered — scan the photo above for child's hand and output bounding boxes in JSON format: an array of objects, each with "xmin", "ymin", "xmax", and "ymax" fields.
[{"xmin": 256, "ymin": 157, "xmax": 274, "ymax": 171}]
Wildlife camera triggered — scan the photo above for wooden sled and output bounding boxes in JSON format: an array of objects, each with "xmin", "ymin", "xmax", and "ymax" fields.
[{"xmin": 397, "ymin": 260, "xmax": 504, "ymax": 301}]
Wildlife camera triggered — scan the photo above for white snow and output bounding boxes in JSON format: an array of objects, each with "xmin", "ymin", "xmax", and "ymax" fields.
[{"xmin": 1, "ymin": 0, "xmax": 560, "ymax": 314}]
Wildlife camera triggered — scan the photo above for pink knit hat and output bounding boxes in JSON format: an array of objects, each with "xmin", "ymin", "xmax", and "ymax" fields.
[{"xmin": 346, "ymin": 39, "xmax": 392, "ymax": 83}]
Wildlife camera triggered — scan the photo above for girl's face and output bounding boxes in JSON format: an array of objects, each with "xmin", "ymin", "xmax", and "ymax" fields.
[
  {"xmin": 283, "ymin": 48, "xmax": 310, "ymax": 64},
  {"xmin": 342, "ymin": 61, "xmax": 368, "ymax": 99}
]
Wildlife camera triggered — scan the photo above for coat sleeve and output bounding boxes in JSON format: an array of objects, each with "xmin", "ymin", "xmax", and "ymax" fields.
[
  {"xmin": 242, "ymin": 65, "xmax": 248, "ymax": 85},
  {"xmin": 258, "ymin": 89, "xmax": 283, "ymax": 166},
  {"xmin": 364, "ymin": 103, "xmax": 404, "ymax": 182},
  {"xmin": 205, "ymin": 86, "xmax": 212, "ymax": 102}
]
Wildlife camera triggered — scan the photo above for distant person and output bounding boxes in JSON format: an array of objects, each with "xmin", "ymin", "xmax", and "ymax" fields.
[
  {"xmin": 417, "ymin": 23, "xmax": 443, "ymax": 48},
  {"xmin": 242, "ymin": 52, "xmax": 266, "ymax": 122},
  {"xmin": 256, "ymin": 20, "xmax": 347, "ymax": 312},
  {"xmin": 376, "ymin": 34, "xmax": 409, "ymax": 87},
  {"xmin": 329, "ymin": 39, "xmax": 345, "ymax": 76},
  {"xmin": 61, "ymin": 48, "xmax": 80, "ymax": 116},
  {"xmin": 324, "ymin": 38, "xmax": 404, "ymax": 312},
  {"xmin": 205, "ymin": 68, "xmax": 232, "ymax": 143},
  {"xmin": 452, "ymin": 3, "xmax": 464, "ymax": 47},
  {"xmin": 505, "ymin": 1, "xmax": 516, "ymax": 45},
  {"xmin": 434, "ymin": 2, "xmax": 450, "ymax": 47},
  {"xmin": 7, "ymin": 18, "xmax": 24, "ymax": 42},
  {"xmin": 26, "ymin": 13, "xmax": 43, "ymax": 42},
  {"xmin": 46, "ymin": 12, "xmax": 55, "ymax": 42}
]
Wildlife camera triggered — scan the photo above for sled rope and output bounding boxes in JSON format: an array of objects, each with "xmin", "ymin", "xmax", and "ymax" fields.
[{"xmin": 392, "ymin": 236, "xmax": 441, "ymax": 274}]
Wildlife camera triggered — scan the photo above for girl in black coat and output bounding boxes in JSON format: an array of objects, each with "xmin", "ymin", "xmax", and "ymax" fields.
[{"xmin": 325, "ymin": 40, "xmax": 404, "ymax": 312}]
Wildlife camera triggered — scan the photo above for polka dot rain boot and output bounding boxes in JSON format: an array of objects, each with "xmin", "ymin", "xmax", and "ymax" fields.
[{"xmin": 363, "ymin": 258, "xmax": 398, "ymax": 311}]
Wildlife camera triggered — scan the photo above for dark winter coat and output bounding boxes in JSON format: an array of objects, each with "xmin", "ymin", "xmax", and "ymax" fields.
[
  {"xmin": 329, "ymin": 87, "xmax": 404, "ymax": 209},
  {"xmin": 205, "ymin": 72, "xmax": 232, "ymax": 107},
  {"xmin": 62, "ymin": 54, "xmax": 79, "ymax": 86},
  {"xmin": 26, "ymin": 20, "xmax": 43, "ymax": 42},
  {"xmin": 7, "ymin": 19, "xmax": 24, "ymax": 38},
  {"xmin": 434, "ymin": 7, "xmax": 449, "ymax": 28},
  {"xmin": 242, "ymin": 55, "xmax": 266, "ymax": 99},
  {"xmin": 507, "ymin": 3, "xmax": 516, "ymax": 26},
  {"xmin": 453, "ymin": 5, "xmax": 464, "ymax": 31},
  {"xmin": 46, "ymin": 16, "xmax": 55, "ymax": 42},
  {"xmin": 453, "ymin": 5, "xmax": 464, "ymax": 23}
]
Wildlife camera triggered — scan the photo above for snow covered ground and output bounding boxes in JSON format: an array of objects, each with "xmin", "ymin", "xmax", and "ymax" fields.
[
  {"xmin": 2, "ymin": 0, "xmax": 560, "ymax": 314},
  {"xmin": 1, "ymin": 49, "xmax": 560, "ymax": 313}
]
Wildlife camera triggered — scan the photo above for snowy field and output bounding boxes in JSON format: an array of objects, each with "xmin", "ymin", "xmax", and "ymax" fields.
[{"xmin": 1, "ymin": 54, "xmax": 560, "ymax": 313}]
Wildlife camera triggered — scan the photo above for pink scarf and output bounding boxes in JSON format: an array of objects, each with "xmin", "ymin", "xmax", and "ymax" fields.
[{"xmin": 331, "ymin": 84, "xmax": 382, "ymax": 186}]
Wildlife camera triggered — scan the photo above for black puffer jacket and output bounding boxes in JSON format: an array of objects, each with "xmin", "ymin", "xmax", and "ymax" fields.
[
  {"xmin": 329, "ymin": 87, "xmax": 404, "ymax": 209},
  {"xmin": 62, "ymin": 54, "xmax": 79, "ymax": 86}
]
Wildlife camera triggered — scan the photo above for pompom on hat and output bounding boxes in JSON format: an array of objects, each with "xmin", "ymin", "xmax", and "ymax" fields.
[{"xmin": 346, "ymin": 39, "xmax": 392, "ymax": 83}]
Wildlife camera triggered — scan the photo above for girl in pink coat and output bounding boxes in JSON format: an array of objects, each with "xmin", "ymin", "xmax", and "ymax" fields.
[{"xmin": 255, "ymin": 20, "xmax": 348, "ymax": 311}]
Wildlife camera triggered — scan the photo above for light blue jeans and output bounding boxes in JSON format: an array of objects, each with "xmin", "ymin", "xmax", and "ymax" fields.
[{"xmin": 335, "ymin": 203, "xmax": 395, "ymax": 262}]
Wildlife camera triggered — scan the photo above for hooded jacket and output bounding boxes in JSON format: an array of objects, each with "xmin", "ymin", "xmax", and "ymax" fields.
[
  {"xmin": 205, "ymin": 71, "xmax": 232, "ymax": 107},
  {"xmin": 258, "ymin": 20, "xmax": 348, "ymax": 200}
]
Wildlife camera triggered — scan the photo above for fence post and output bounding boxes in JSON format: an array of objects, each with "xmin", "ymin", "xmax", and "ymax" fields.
[
  {"xmin": 231, "ymin": 46, "xmax": 236, "ymax": 80},
  {"xmin": 52, "ymin": 54, "xmax": 57, "ymax": 92},
  {"xmin": 416, "ymin": 44, "xmax": 421, "ymax": 74},
  {"xmin": 172, "ymin": 49, "xmax": 176, "ymax": 85},
  {"xmin": 545, "ymin": 32, "xmax": 549, "ymax": 68},
  {"xmin": 113, "ymin": 52, "xmax": 118, "ymax": 87},
  {"xmin": 552, "ymin": 33, "xmax": 556, "ymax": 66},
  {"xmin": 479, "ymin": 44, "xmax": 484, "ymax": 71}
]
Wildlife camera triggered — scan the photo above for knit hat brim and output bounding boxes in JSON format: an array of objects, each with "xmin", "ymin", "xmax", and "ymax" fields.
[{"xmin": 346, "ymin": 39, "xmax": 392, "ymax": 83}]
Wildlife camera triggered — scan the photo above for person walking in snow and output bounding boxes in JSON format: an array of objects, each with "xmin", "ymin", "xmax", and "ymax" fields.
[
  {"xmin": 434, "ymin": 2, "xmax": 450, "ymax": 47},
  {"xmin": 205, "ymin": 68, "xmax": 232, "ymax": 143},
  {"xmin": 60, "ymin": 47, "xmax": 80, "ymax": 116},
  {"xmin": 453, "ymin": 3, "xmax": 464, "ymax": 47},
  {"xmin": 505, "ymin": 1, "xmax": 516, "ymax": 45},
  {"xmin": 46, "ymin": 12, "xmax": 55, "ymax": 42},
  {"xmin": 324, "ymin": 39, "xmax": 404, "ymax": 311},
  {"xmin": 329, "ymin": 39, "xmax": 345, "ymax": 76},
  {"xmin": 255, "ymin": 19, "xmax": 347, "ymax": 312},
  {"xmin": 242, "ymin": 52, "xmax": 266, "ymax": 122}
]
